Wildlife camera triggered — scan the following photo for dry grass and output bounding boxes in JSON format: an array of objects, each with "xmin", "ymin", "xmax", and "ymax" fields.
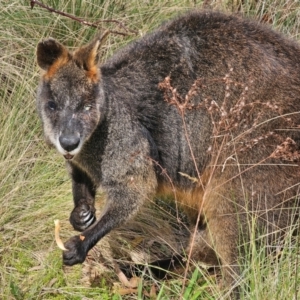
[{"xmin": 1, "ymin": 0, "xmax": 300, "ymax": 299}]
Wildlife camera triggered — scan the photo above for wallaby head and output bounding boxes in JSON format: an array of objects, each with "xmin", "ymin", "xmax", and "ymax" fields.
[{"xmin": 36, "ymin": 33, "xmax": 108, "ymax": 159}]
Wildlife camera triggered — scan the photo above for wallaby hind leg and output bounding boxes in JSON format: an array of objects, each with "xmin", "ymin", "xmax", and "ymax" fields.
[
  {"xmin": 188, "ymin": 206, "xmax": 242, "ymax": 295},
  {"xmin": 187, "ymin": 226, "xmax": 219, "ymax": 266},
  {"xmin": 212, "ymin": 218, "xmax": 244, "ymax": 300}
]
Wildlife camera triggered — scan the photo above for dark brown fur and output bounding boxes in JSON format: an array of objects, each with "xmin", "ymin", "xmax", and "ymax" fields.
[{"xmin": 36, "ymin": 11, "xmax": 300, "ymax": 292}]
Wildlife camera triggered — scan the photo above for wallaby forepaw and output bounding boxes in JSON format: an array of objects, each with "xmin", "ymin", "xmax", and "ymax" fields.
[
  {"xmin": 62, "ymin": 235, "xmax": 87, "ymax": 265},
  {"xmin": 70, "ymin": 199, "xmax": 96, "ymax": 231}
]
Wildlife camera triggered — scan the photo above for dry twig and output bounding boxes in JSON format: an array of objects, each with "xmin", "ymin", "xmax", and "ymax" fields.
[
  {"xmin": 30, "ymin": 0, "xmax": 138, "ymax": 36},
  {"xmin": 54, "ymin": 219, "xmax": 68, "ymax": 251}
]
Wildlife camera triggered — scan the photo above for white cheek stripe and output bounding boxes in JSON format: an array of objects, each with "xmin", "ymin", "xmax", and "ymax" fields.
[{"xmin": 42, "ymin": 114, "xmax": 83, "ymax": 156}]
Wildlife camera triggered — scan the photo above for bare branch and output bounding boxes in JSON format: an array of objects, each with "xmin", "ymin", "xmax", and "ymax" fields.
[{"xmin": 30, "ymin": 0, "xmax": 138, "ymax": 36}]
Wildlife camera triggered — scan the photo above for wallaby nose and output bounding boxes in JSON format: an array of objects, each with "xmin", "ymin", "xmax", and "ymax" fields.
[{"xmin": 59, "ymin": 135, "xmax": 80, "ymax": 152}]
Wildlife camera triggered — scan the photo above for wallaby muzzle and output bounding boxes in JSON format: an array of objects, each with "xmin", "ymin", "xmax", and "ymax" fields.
[{"xmin": 59, "ymin": 134, "xmax": 80, "ymax": 152}]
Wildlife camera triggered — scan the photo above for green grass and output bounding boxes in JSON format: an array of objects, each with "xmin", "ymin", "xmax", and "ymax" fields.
[{"xmin": 1, "ymin": 0, "xmax": 300, "ymax": 299}]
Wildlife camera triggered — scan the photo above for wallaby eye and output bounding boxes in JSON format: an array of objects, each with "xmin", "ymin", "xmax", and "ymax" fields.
[
  {"xmin": 84, "ymin": 104, "xmax": 92, "ymax": 111},
  {"xmin": 48, "ymin": 101, "xmax": 57, "ymax": 111}
]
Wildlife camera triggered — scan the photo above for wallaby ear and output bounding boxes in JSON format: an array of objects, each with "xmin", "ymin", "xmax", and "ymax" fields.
[
  {"xmin": 73, "ymin": 30, "xmax": 110, "ymax": 81},
  {"xmin": 37, "ymin": 38, "xmax": 70, "ymax": 78}
]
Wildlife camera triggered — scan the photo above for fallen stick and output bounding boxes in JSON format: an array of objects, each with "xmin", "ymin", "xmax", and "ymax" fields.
[{"xmin": 54, "ymin": 219, "xmax": 68, "ymax": 251}]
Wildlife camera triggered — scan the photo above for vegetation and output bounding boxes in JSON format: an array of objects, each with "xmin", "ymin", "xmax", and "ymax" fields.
[{"xmin": 1, "ymin": 0, "xmax": 299, "ymax": 299}]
